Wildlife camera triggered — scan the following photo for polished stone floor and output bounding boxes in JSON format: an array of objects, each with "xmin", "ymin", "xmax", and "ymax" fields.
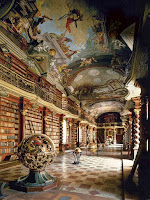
[{"xmin": 0, "ymin": 145, "xmax": 136, "ymax": 200}]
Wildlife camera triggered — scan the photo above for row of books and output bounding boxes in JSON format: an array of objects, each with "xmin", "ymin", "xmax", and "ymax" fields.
[
  {"xmin": 1, "ymin": 99, "xmax": 18, "ymax": 105},
  {"xmin": 46, "ymin": 128, "xmax": 52, "ymax": 131},
  {"xmin": 0, "ymin": 117, "xmax": 19, "ymax": 123},
  {"xmin": 1, "ymin": 106, "xmax": 18, "ymax": 113},
  {"xmin": 46, "ymin": 128, "xmax": 59, "ymax": 132},
  {"xmin": 25, "ymin": 114, "xmax": 42, "ymax": 119},
  {"xmin": 1, "ymin": 129, "xmax": 18, "ymax": 134},
  {"xmin": 0, "ymin": 141, "xmax": 18, "ymax": 147},
  {"xmin": 1, "ymin": 111, "xmax": 18, "ymax": 118},
  {"xmin": 25, "ymin": 121, "xmax": 42, "ymax": 125},
  {"xmin": 25, "ymin": 125, "xmax": 42, "ymax": 130},
  {"xmin": 25, "ymin": 130, "xmax": 42, "ymax": 134},
  {"xmin": 1, "ymin": 102, "xmax": 18, "ymax": 109},
  {"xmin": 1, "ymin": 123, "xmax": 18, "ymax": 128},
  {"xmin": 0, "ymin": 147, "xmax": 17, "ymax": 154},
  {"xmin": 26, "ymin": 110, "xmax": 42, "ymax": 115},
  {"xmin": 0, "ymin": 135, "xmax": 18, "ymax": 139},
  {"xmin": 25, "ymin": 108, "xmax": 41, "ymax": 113},
  {"xmin": 43, "ymin": 120, "xmax": 59, "ymax": 125},
  {"xmin": 48, "ymin": 136, "xmax": 59, "ymax": 140}
]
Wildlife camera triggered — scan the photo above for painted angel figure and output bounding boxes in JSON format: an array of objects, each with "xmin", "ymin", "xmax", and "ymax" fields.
[
  {"xmin": 58, "ymin": 9, "xmax": 83, "ymax": 33},
  {"xmin": 57, "ymin": 64, "xmax": 68, "ymax": 73},
  {"xmin": 79, "ymin": 57, "xmax": 97, "ymax": 67},
  {"xmin": 64, "ymin": 69, "xmax": 72, "ymax": 77},
  {"xmin": 48, "ymin": 58, "xmax": 58, "ymax": 72}
]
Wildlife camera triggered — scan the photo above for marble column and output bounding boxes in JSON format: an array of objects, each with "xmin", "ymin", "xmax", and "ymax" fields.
[
  {"xmin": 133, "ymin": 109, "xmax": 140, "ymax": 157},
  {"xmin": 132, "ymin": 97, "xmax": 141, "ymax": 159},
  {"xmin": 76, "ymin": 121, "xmax": 80, "ymax": 147},
  {"xmin": 128, "ymin": 113, "xmax": 134, "ymax": 159},
  {"xmin": 113, "ymin": 128, "xmax": 116, "ymax": 144},
  {"xmin": 139, "ymin": 95, "xmax": 148, "ymax": 151},
  {"xmin": 80, "ymin": 123, "xmax": 86, "ymax": 146},
  {"xmin": 126, "ymin": 76, "xmax": 150, "ymax": 197},
  {"xmin": 137, "ymin": 94, "xmax": 150, "ymax": 198},
  {"xmin": 89, "ymin": 126, "xmax": 93, "ymax": 142},
  {"xmin": 66, "ymin": 118, "xmax": 72, "ymax": 149},
  {"xmin": 94, "ymin": 127, "xmax": 97, "ymax": 143},
  {"xmin": 69, "ymin": 121, "xmax": 73, "ymax": 148},
  {"xmin": 121, "ymin": 116, "xmax": 129, "ymax": 150},
  {"xmin": 131, "ymin": 111, "xmax": 136, "ymax": 159}
]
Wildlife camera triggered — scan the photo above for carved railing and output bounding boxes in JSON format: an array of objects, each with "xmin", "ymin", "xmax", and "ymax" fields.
[
  {"xmin": 62, "ymin": 97, "xmax": 78, "ymax": 115},
  {"xmin": 0, "ymin": 52, "xmax": 96, "ymax": 123},
  {"xmin": 78, "ymin": 109, "xmax": 96, "ymax": 125},
  {"xmin": 84, "ymin": 113, "xmax": 95, "ymax": 124},
  {"xmin": 0, "ymin": 53, "xmax": 62, "ymax": 109},
  {"xmin": 97, "ymin": 122, "xmax": 123, "ymax": 127},
  {"xmin": 79, "ymin": 109, "xmax": 86, "ymax": 120}
]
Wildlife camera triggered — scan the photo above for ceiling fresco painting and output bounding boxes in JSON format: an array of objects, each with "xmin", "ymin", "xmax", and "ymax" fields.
[
  {"xmin": 0, "ymin": 0, "xmax": 137, "ymax": 118},
  {"xmin": 85, "ymin": 101, "xmax": 124, "ymax": 117}
]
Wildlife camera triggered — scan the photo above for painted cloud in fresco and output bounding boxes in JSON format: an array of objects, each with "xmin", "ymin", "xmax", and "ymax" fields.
[
  {"xmin": 88, "ymin": 101, "xmax": 123, "ymax": 116},
  {"xmin": 36, "ymin": 0, "xmax": 97, "ymax": 46},
  {"xmin": 0, "ymin": 0, "xmax": 132, "ymax": 87},
  {"xmin": 35, "ymin": 0, "xmax": 109, "ymax": 65}
]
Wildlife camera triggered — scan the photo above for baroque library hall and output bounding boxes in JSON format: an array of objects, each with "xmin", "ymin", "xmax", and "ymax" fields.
[{"xmin": 0, "ymin": 0, "xmax": 150, "ymax": 199}]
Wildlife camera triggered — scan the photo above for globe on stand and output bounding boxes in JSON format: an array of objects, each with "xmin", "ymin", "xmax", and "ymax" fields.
[
  {"xmin": 73, "ymin": 147, "xmax": 82, "ymax": 164},
  {"xmin": 10, "ymin": 133, "xmax": 57, "ymax": 192}
]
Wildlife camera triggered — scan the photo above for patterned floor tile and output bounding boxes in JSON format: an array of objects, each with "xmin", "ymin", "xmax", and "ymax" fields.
[{"xmin": 0, "ymin": 145, "xmax": 133, "ymax": 200}]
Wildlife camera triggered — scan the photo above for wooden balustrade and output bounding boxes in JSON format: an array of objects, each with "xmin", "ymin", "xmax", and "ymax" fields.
[{"xmin": 0, "ymin": 52, "xmax": 62, "ymax": 108}]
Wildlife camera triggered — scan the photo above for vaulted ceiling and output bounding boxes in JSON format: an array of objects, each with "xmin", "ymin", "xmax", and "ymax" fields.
[{"xmin": 0, "ymin": 0, "xmax": 138, "ymax": 118}]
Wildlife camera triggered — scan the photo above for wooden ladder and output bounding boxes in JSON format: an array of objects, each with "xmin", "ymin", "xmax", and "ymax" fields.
[{"xmin": 28, "ymin": 120, "xmax": 36, "ymax": 134}]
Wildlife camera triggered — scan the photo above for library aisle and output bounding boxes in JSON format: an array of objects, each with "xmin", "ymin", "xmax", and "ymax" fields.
[{"xmin": 0, "ymin": 145, "xmax": 136, "ymax": 200}]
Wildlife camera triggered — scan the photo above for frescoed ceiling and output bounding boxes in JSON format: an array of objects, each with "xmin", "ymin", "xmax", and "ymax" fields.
[{"xmin": 0, "ymin": 0, "xmax": 138, "ymax": 118}]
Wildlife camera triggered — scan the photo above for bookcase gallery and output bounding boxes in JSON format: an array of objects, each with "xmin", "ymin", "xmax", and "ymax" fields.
[
  {"xmin": 1, "ymin": 0, "xmax": 150, "ymax": 198},
  {"xmin": 0, "ymin": 50, "xmax": 96, "ymax": 162}
]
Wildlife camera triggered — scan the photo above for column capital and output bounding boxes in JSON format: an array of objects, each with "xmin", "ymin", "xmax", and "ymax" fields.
[
  {"xmin": 128, "ymin": 113, "xmax": 133, "ymax": 125},
  {"xmin": 132, "ymin": 96, "xmax": 141, "ymax": 110},
  {"xmin": 69, "ymin": 122, "xmax": 73, "ymax": 127},
  {"xmin": 136, "ymin": 76, "xmax": 150, "ymax": 97},
  {"xmin": 59, "ymin": 114, "xmax": 64, "ymax": 122}
]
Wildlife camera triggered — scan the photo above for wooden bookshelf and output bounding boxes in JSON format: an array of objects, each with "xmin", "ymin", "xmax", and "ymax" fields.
[
  {"xmin": 45, "ymin": 110, "xmax": 60, "ymax": 151},
  {"xmin": 25, "ymin": 106, "xmax": 43, "ymax": 137},
  {"xmin": 0, "ymin": 97, "xmax": 19, "ymax": 160}
]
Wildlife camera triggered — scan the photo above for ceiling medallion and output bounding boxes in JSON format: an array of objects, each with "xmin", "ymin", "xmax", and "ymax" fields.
[
  {"xmin": 68, "ymin": 86, "xmax": 74, "ymax": 93},
  {"xmin": 106, "ymin": 69, "xmax": 117, "ymax": 75},
  {"xmin": 88, "ymin": 69, "xmax": 100, "ymax": 76},
  {"xmin": 74, "ymin": 75, "xmax": 83, "ymax": 82},
  {"xmin": 93, "ymin": 78, "xmax": 101, "ymax": 83}
]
